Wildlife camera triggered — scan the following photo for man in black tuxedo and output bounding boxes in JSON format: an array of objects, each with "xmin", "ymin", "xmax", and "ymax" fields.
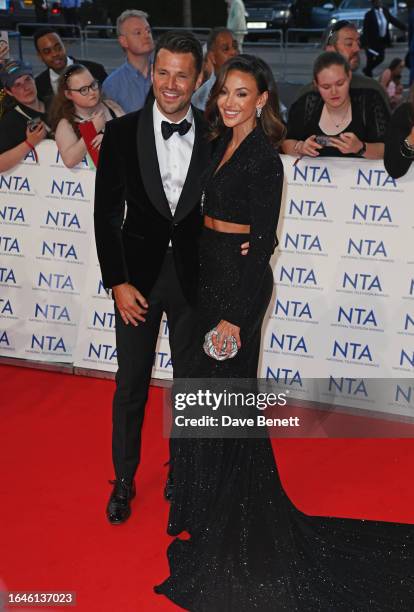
[
  {"xmin": 94, "ymin": 31, "xmax": 208, "ymax": 524},
  {"xmin": 362, "ymin": 0, "xmax": 406, "ymax": 77},
  {"xmin": 33, "ymin": 28, "xmax": 107, "ymax": 104}
]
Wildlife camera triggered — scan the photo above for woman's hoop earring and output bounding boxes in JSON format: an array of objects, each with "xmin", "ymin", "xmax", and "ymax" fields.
[{"xmin": 256, "ymin": 107, "xmax": 262, "ymax": 118}]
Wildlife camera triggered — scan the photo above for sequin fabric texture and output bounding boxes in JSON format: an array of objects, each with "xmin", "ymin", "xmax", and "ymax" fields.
[{"xmin": 155, "ymin": 127, "xmax": 414, "ymax": 611}]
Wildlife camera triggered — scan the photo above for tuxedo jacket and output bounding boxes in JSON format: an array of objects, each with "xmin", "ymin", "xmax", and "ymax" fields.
[
  {"xmin": 362, "ymin": 7, "xmax": 406, "ymax": 49},
  {"xmin": 94, "ymin": 98, "xmax": 211, "ymax": 305},
  {"xmin": 35, "ymin": 57, "xmax": 108, "ymax": 103}
]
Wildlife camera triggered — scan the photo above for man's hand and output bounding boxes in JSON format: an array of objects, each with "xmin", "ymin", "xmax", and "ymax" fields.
[
  {"xmin": 213, "ymin": 319, "xmax": 241, "ymax": 354},
  {"xmin": 113, "ymin": 282, "xmax": 148, "ymax": 326}
]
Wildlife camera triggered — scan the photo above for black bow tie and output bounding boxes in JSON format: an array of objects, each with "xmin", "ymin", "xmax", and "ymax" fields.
[{"xmin": 161, "ymin": 119, "xmax": 192, "ymax": 140}]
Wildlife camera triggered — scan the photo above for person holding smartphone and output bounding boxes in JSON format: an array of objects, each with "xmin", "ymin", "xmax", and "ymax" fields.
[
  {"xmin": 282, "ymin": 51, "xmax": 390, "ymax": 160},
  {"xmin": 0, "ymin": 59, "xmax": 51, "ymax": 172}
]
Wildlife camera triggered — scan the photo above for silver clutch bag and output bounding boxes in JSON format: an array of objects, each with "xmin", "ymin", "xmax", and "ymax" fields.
[{"xmin": 203, "ymin": 328, "xmax": 238, "ymax": 361}]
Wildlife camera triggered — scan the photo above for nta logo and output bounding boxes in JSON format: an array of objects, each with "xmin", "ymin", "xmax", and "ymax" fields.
[
  {"xmin": 37, "ymin": 272, "xmax": 74, "ymax": 291},
  {"xmin": 342, "ymin": 273, "xmax": 382, "ymax": 292},
  {"xmin": 347, "ymin": 239, "xmax": 387, "ymax": 257},
  {"xmin": 45, "ymin": 210, "xmax": 80, "ymax": 229},
  {"xmin": 356, "ymin": 169, "xmax": 396, "ymax": 188},
  {"xmin": 284, "ymin": 233, "xmax": 322, "ymax": 252},
  {"xmin": 288, "ymin": 199, "xmax": 327, "ymax": 218},
  {"xmin": 279, "ymin": 266, "xmax": 317, "ymax": 285},
  {"xmin": 0, "ymin": 206, "xmax": 25, "ymax": 223},
  {"xmin": 274, "ymin": 299, "xmax": 312, "ymax": 320},
  {"xmin": 337, "ymin": 307, "xmax": 377, "ymax": 327},
  {"xmin": 333, "ymin": 341, "xmax": 372, "ymax": 361},
  {"xmin": 293, "ymin": 165, "xmax": 331, "ymax": 183},
  {"xmin": 41, "ymin": 241, "xmax": 78, "ymax": 260},
  {"xmin": 0, "ymin": 175, "xmax": 30, "ymax": 192},
  {"xmin": 34, "ymin": 304, "xmax": 70, "ymax": 322},
  {"xmin": 50, "ymin": 180, "xmax": 85, "ymax": 198},
  {"xmin": 352, "ymin": 204, "xmax": 392, "ymax": 223}
]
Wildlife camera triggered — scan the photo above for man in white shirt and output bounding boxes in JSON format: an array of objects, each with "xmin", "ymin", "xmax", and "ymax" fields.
[
  {"xmin": 34, "ymin": 27, "xmax": 107, "ymax": 103},
  {"xmin": 94, "ymin": 32, "xmax": 209, "ymax": 525},
  {"xmin": 362, "ymin": 0, "xmax": 406, "ymax": 76}
]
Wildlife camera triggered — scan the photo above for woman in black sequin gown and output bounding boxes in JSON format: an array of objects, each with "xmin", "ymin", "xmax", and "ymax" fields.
[{"xmin": 155, "ymin": 56, "xmax": 414, "ymax": 611}]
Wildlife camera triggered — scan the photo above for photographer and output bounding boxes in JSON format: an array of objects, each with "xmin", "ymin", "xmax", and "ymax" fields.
[
  {"xmin": 0, "ymin": 60, "xmax": 51, "ymax": 172},
  {"xmin": 282, "ymin": 52, "xmax": 390, "ymax": 160}
]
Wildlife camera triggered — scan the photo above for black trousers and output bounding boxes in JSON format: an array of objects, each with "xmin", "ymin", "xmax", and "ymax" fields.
[
  {"xmin": 364, "ymin": 41, "xmax": 386, "ymax": 77},
  {"xmin": 112, "ymin": 250, "xmax": 198, "ymax": 481}
]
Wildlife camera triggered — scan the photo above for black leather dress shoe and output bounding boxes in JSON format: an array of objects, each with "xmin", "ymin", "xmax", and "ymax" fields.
[
  {"xmin": 106, "ymin": 478, "xmax": 136, "ymax": 525},
  {"xmin": 164, "ymin": 473, "xmax": 174, "ymax": 502}
]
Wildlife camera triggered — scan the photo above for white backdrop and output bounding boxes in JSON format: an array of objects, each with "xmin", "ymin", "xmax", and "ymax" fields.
[{"xmin": 0, "ymin": 141, "xmax": 413, "ymax": 415}]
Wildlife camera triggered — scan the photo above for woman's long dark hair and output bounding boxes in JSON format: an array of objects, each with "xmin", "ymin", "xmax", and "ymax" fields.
[
  {"xmin": 49, "ymin": 63, "xmax": 100, "ymax": 134},
  {"xmin": 205, "ymin": 54, "xmax": 286, "ymax": 146}
]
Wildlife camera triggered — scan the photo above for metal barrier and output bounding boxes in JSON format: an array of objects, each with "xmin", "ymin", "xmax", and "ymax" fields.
[
  {"xmin": 5, "ymin": 31, "xmax": 23, "ymax": 60},
  {"xmin": 286, "ymin": 28, "xmax": 326, "ymax": 47},
  {"xmin": 83, "ymin": 24, "xmax": 211, "ymax": 58},
  {"xmin": 16, "ymin": 22, "xmax": 84, "ymax": 55}
]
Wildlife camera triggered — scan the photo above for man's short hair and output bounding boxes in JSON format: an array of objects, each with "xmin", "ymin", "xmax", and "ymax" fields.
[
  {"xmin": 325, "ymin": 20, "xmax": 358, "ymax": 48},
  {"xmin": 34, "ymin": 27, "xmax": 62, "ymax": 51},
  {"xmin": 206, "ymin": 27, "xmax": 234, "ymax": 52},
  {"xmin": 116, "ymin": 9, "xmax": 149, "ymax": 37},
  {"xmin": 154, "ymin": 31, "xmax": 203, "ymax": 75}
]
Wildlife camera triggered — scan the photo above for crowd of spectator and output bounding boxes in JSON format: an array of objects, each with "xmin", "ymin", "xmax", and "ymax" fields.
[{"xmin": 0, "ymin": 5, "xmax": 413, "ymax": 177}]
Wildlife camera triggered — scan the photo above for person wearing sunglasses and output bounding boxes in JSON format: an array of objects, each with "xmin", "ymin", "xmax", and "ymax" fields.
[
  {"xmin": 297, "ymin": 20, "xmax": 389, "ymax": 108},
  {"xmin": 0, "ymin": 60, "xmax": 52, "ymax": 172},
  {"xmin": 50, "ymin": 63, "xmax": 124, "ymax": 168}
]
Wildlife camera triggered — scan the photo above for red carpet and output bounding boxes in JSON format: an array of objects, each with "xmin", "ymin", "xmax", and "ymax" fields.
[{"xmin": 1, "ymin": 364, "xmax": 414, "ymax": 611}]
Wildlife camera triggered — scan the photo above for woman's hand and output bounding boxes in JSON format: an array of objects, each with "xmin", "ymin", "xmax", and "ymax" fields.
[
  {"xmin": 91, "ymin": 110, "xmax": 106, "ymax": 134},
  {"xmin": 298, "ymin": 135, "xmax": 322, "ymax": 157},
  {"xmin": 213, "ymin": 319, "xmax": 241, "ymax": 354},
  {"xmin": 407, "ymin": 126, "xmax": 414, "ymax": 148},
  {"xmin": 25, "ymin": 122, "xmax": 47, "ymax": 147},
  {"xmin": 329, "ymin": 132, "xmax": 362, "ymax": 155},
  {"xmin": 91, "ymin": 133, "xmax": 104, "ymax": 149}
]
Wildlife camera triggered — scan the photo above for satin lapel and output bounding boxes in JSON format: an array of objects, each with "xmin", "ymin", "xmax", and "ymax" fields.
[
  {"xmin": 173, "ymin": 108, "xmax": 210, "ymax": 224},
  {"xmin": 137, "ymin": 100, "xmax": 172, "ymax": 220}
]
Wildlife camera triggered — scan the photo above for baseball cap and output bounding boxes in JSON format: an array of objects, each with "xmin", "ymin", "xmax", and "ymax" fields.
[{"xmin": 0, "ymin": 59, "xmax": 34, "ymax": 89}]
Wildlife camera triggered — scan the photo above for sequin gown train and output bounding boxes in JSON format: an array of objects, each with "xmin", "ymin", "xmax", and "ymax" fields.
[{"xmin": 155, "ymin": 127, "xmax": 414, "ymax": 610}]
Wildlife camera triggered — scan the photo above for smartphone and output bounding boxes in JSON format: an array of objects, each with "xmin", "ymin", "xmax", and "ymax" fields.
[
  {"xmin": 315, "ymin": 135, "xmax": 331, "ymax": 147},
  {"xmin": 27, "ymin": 117, "xmax": 42, "ymax": 132},
  {"xmin": 0, "ymin": 31, "xmax": 9, "ymax": 60}
]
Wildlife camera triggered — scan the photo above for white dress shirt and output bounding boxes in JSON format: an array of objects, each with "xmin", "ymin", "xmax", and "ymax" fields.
[
  {"xmin": 49, "ymin": 56, "xmax": 74, "ymax": 94},
  {"xmin": 153, "ymin": 101, "xmax": 194, "ymax": 217},
  {"xmin": 375, "ymin": 8, "xmax": 388, "ymax": 38}
]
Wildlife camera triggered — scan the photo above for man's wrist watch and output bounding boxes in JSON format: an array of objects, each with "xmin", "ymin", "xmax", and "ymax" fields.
[{"xmin": 356, "ymin": 142, "xmax": 366, "ymax": 157}]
